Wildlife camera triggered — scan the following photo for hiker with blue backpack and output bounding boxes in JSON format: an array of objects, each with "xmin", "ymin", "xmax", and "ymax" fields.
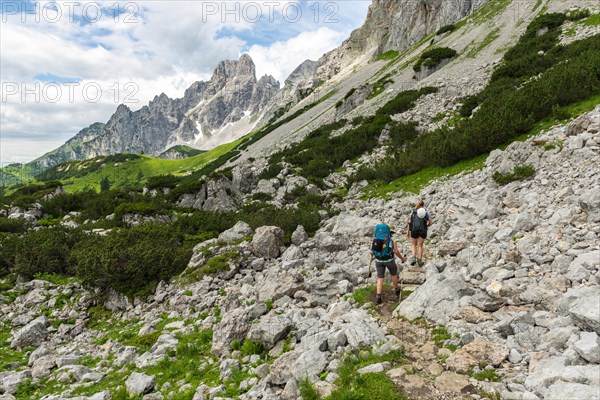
[
  {"xmin": 371, "ymin": 223, "xmax": 406, "ymax": 305},
  {"xmin": 407, "ymin": 199, "xmax": 432, "ymax": 267}
]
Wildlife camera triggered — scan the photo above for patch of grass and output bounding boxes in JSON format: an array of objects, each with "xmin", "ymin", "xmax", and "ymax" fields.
[
  {"xmin": 352, "ymin": 285, "xmax": 376, "ymax": 306},
  {"xmin": 364, "ymin": 153, "xmax": 487, "ymax": 198},
  {"xmin": 532, "ymin": 0, "xmax": 543, "ymax": 12},
  {"xmin": 492, "ymin": 165, "xmax": 535, "ymax": 185},
  {"xmin": 213, "ymin": 304, "xmax": 221, "ymax": 322},
  {"xmin": 582, "ymin": 13, "xmax": 600, "ymax": 26},
  {"xmin": 143, "ymin": 328, "xmax": 216, "ymax": 390},
  {"xmin": 240, "ymin": 340, "xmax": 266, "ymax": 357},
  {"xmin": 14, "ymin": 379, "xmax": 37, "ymax": 399},
  {"xmin": 183, "ymin": 251, "xmax": 239, "ymax": 282},
  {"xmin": 368, "ymin": 75, "xmax": 394, "ymax": 99},
  {"xmin": 455, "ymin": 0, "xmax": 511, "ymax": 29},
  {"xmin": 469, "ymin": 367, "xmax": 501, "ymax": 382},
  {"xmin": 321, "ymin": 349, "xmax": 407, "ymax": 400},
  {"xmin": 480, "ymin": 390, "xmax": 502, "ymax": 400},
  {"xmin": 299, "ymin": 378, "xmax": 321, "ymax": 400},
  {"xmin": 376, "ymin": 50, "xmax": 400, "ymax": 61},
  {"xmin": 466, "ymin": 28, "xmax": 501, "ymax": 58},
  {"xmin": 32, "ymin": 272, "xmax": 78, "ymax": 286},
  {"xmin": 0, "ymin": 326, "xmax": 29, "ymax": 370},
  {"xmin": 265, "ymin": 298, "xmax": 273, "ymax": 312},
  {"xmin": 431, "ymin": 326, "xmax": 452, "ymax": 347}
]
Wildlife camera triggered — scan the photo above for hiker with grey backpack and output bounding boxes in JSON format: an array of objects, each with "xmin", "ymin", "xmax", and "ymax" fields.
[
  {"xmin": 407, "ymin": 199, "xmax": 432, "ymax": 267},
  {"xmin": 371, "ymin": 223, "xmax": 406, "ymax": 305}
]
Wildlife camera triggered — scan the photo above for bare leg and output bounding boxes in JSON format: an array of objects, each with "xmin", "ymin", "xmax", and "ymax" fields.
[
  {"xmin": 377, "ymin": 277, "xmax": 384, "ymax": 295},
  {"xmin": 411, "ymin": 238, "xmax": 417, "ymax": 257},
  {"xmin": 417, "ymin": 237, "xmax": 425, "ymax": 259},
  {"xmin": 391, "ymin": 274, "xmax": 399, "ymax": 290}
]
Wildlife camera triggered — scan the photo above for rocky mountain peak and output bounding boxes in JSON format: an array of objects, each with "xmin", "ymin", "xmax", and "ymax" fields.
[
  {"xmin": 31, "ymin": 54, "xmax": 279, "ymax": 168},
  {"xmin": 213, "ymin": 54, "xmax": 257, "ymax": 84},
  {"xmin": 310, "ymin": 0, "xmax": 490, "ymax": 82}
]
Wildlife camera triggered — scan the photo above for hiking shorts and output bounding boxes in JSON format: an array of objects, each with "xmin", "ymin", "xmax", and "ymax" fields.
[
  {"xmin": 375, "ymin": 260, "xmax": 398, "ymax": 278},
  {"xmin": 410, "ymin": 230, "xmax": 427, "ymax": 239}
]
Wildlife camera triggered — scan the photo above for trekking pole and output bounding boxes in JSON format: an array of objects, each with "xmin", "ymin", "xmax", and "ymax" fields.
[
  {"xmin": 399, "ymin": 262, "xmax": 404, "ymax": 302},
  {"xmin": 368, "ymin": 255, "xmax": 374, "ymax": 278}
]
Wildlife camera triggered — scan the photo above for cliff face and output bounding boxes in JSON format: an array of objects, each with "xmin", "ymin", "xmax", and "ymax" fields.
[
  {"xmin": 311, "ymin": 0, "xmax": 490, "ymax": 82},
  {"xmin": 33, "ymin": 55, "xmax": 279, "ymax": 168}
]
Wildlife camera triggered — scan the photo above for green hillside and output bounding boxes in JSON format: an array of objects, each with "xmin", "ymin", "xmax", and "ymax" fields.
[{"xmin": 32, "ymin": 139, "xmax": 241, "ymax": 193}]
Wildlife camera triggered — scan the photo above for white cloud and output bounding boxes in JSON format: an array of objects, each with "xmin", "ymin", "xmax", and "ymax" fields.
[
  {"xmin": 0, "ymin": 0, "xmax": 370, "ymax": 164},
  {"xmin": 248, "ymin": 27, "xmax": 346, "ymax": 83}
]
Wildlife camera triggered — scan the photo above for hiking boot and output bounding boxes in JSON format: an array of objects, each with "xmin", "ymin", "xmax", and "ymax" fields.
[
  {"xmin": 410, "ymin": 256, "xmax": 417, "ymax": 266},
  {"xmin": 376, "ymin": 294, "xmax": 382, "ymax": 305},
  {"xmin": 417, "ymin": 259, "xmax": 425, "ymax": 267},
  {"xmin": 395, "ymin": 287, "xmax": 401, "ymax": 297}
]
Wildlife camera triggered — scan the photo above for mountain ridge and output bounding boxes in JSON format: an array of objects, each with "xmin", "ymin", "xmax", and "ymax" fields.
[{"xmin": 30, "ymin": 54, "xmax": 280, "ymax": 169}]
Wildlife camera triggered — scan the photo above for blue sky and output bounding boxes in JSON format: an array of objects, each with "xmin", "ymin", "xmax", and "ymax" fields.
[{"xmin": 0, "ymin": 0, "xmax": 371, "ymax": 163}]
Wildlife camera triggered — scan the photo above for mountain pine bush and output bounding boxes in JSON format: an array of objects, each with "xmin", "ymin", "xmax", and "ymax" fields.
[{"xmin": 353, "ymin": 13, "xmax": 600, "ymax": 184}]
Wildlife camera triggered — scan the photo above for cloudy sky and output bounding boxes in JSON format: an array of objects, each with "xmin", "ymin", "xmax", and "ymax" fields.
[{"xmin": 0, "ymin": 0, "xmax": 371, "ymax": 164}]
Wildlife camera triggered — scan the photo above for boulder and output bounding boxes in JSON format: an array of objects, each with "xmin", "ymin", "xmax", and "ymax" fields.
[
  {"xmin": 269, "ymin": 351, "xmax": 299, "ymax": 385},
  {"xmin": 329, "ymin": 214, "xmax": 379, "ymax": 237},
  {"xmin": 252, "ymin": 226, "xmax": 285, "ymax": 259},
  {"xmin": 291, "ymin": 225, "xmax": 308, "ymax": 246},
  {"xmin": 218, "ymin": 221, "xmax": 253, "ymax": 242},
  {"xmin": 255, "ymin": 269, "xmax": 305, "ymax": 302},
  {"xmin": 566, "ymin": 286, "xmax": 600, "ymax": 333},
  {"xmin": 248, "ymin": 314, "xmax": 293, "ymax": 349},
  {"xmin": 546, "ymin": 381, "xmax": 599, "ymax": 400},
  {"xmin": 0, "ymin": 371, "xmax": 29, "ymax": 394},
  {"xmin": 31, "ymin": 355, "xmax": 56, "ymax": 379},
  {"xmin": 393, "ymin": 273, "xmax": 474, "ymax": 324},
  {"xmin": 125, "ymin": 372, "xmax": 155, "ymax": 395},
  {"xmin": 574, "ymin": 332, "xmax": 600, "ymax": 364},
  {"xmin": 357, "ymin": 362, "xmax": 391, "ymax": 374},
  {"xmin": 446, "ymin": 339, "xmax": 509, "ymax": 373},
  {"xmin": 436, "ymin": 241, "xmax": 468, "ymax": 257},
  {"xmin": 314, "ymin": 233, "xmax": 350, "ymax": 252},
  {"xmin": 340, "ymin": 310, "xmax": 386, "ymax": 348},
  {"xmin": 211, "ymin": 308, "xmax": 251, "ymax": 356},
  {"xmin": 433, "ymin": 371, "xmax": 474, "ymax": 393},
  {"xmin": 10, "ymin": 316, "xmax": 48, "ymax": 348},
  {"xmin": 291, "ymin": 348, "xmax": 328, "ymax": 383},
  {"xmin": 255, "ymin": 179, "xmax": 278, "ymax": 196}
]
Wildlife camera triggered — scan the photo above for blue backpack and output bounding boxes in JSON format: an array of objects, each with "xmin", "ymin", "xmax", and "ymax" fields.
[{"xmin": 371, "ymin": 224, "xmax": 393, "ymax": 260}]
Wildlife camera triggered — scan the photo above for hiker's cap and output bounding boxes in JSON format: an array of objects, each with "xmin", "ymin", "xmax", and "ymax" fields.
[{"xmin": 417, "ymin": 208, "xmax": 426, "ymax": 218}]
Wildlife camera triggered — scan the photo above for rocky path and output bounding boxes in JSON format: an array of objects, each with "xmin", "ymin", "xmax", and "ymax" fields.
[{"xmin": 372, "ymin": 281, "xmax": 482, "ymax": 400}]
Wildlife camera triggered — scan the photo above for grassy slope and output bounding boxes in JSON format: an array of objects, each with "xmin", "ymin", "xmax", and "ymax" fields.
[
  {"xmin": 59, "ymin": 139, "xmax": 241, "ymax": 193},
  {"xmin": 364, "ymin": 94, "xmax": 600, "ymax": 199}
]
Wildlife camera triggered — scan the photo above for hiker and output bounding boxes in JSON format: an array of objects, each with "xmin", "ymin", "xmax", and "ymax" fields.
[
  {"xmin": 407, "ymin": 199, "xmax": 432, "ymax": 267},
  {"xmin": 371, "ymin": 223, "xmax": 406, "ymax": 305}
]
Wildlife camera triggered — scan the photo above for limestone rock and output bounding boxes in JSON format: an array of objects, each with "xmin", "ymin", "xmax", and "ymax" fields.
[
  {"xmin": 446, "ymin": 339, "xmax": 509, "ymax": 373},
  {"xmin": 434, "ymin": 371, "xmax": 474, "ymax": 393},
  {"xmin": 125, "ymin": 372, "xmax": 155, "ymax": 395},
  {"xmin": 574, "ymin": 332, "xmax": 600, "ymax": 364},
  {"xmin": 218, "ymin": 221, "xmax": 253, "ymax": 242},
  {"xmin": 248, "ymin": 314, "xmax": 293, "ymax": 349},
  {"xmin": 10, "ymin": 316, "xmax": 48, "ymax": 348},
  {"xmin": 252, "ymin": 226, "xmax": 285, "ymax": 259}
]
